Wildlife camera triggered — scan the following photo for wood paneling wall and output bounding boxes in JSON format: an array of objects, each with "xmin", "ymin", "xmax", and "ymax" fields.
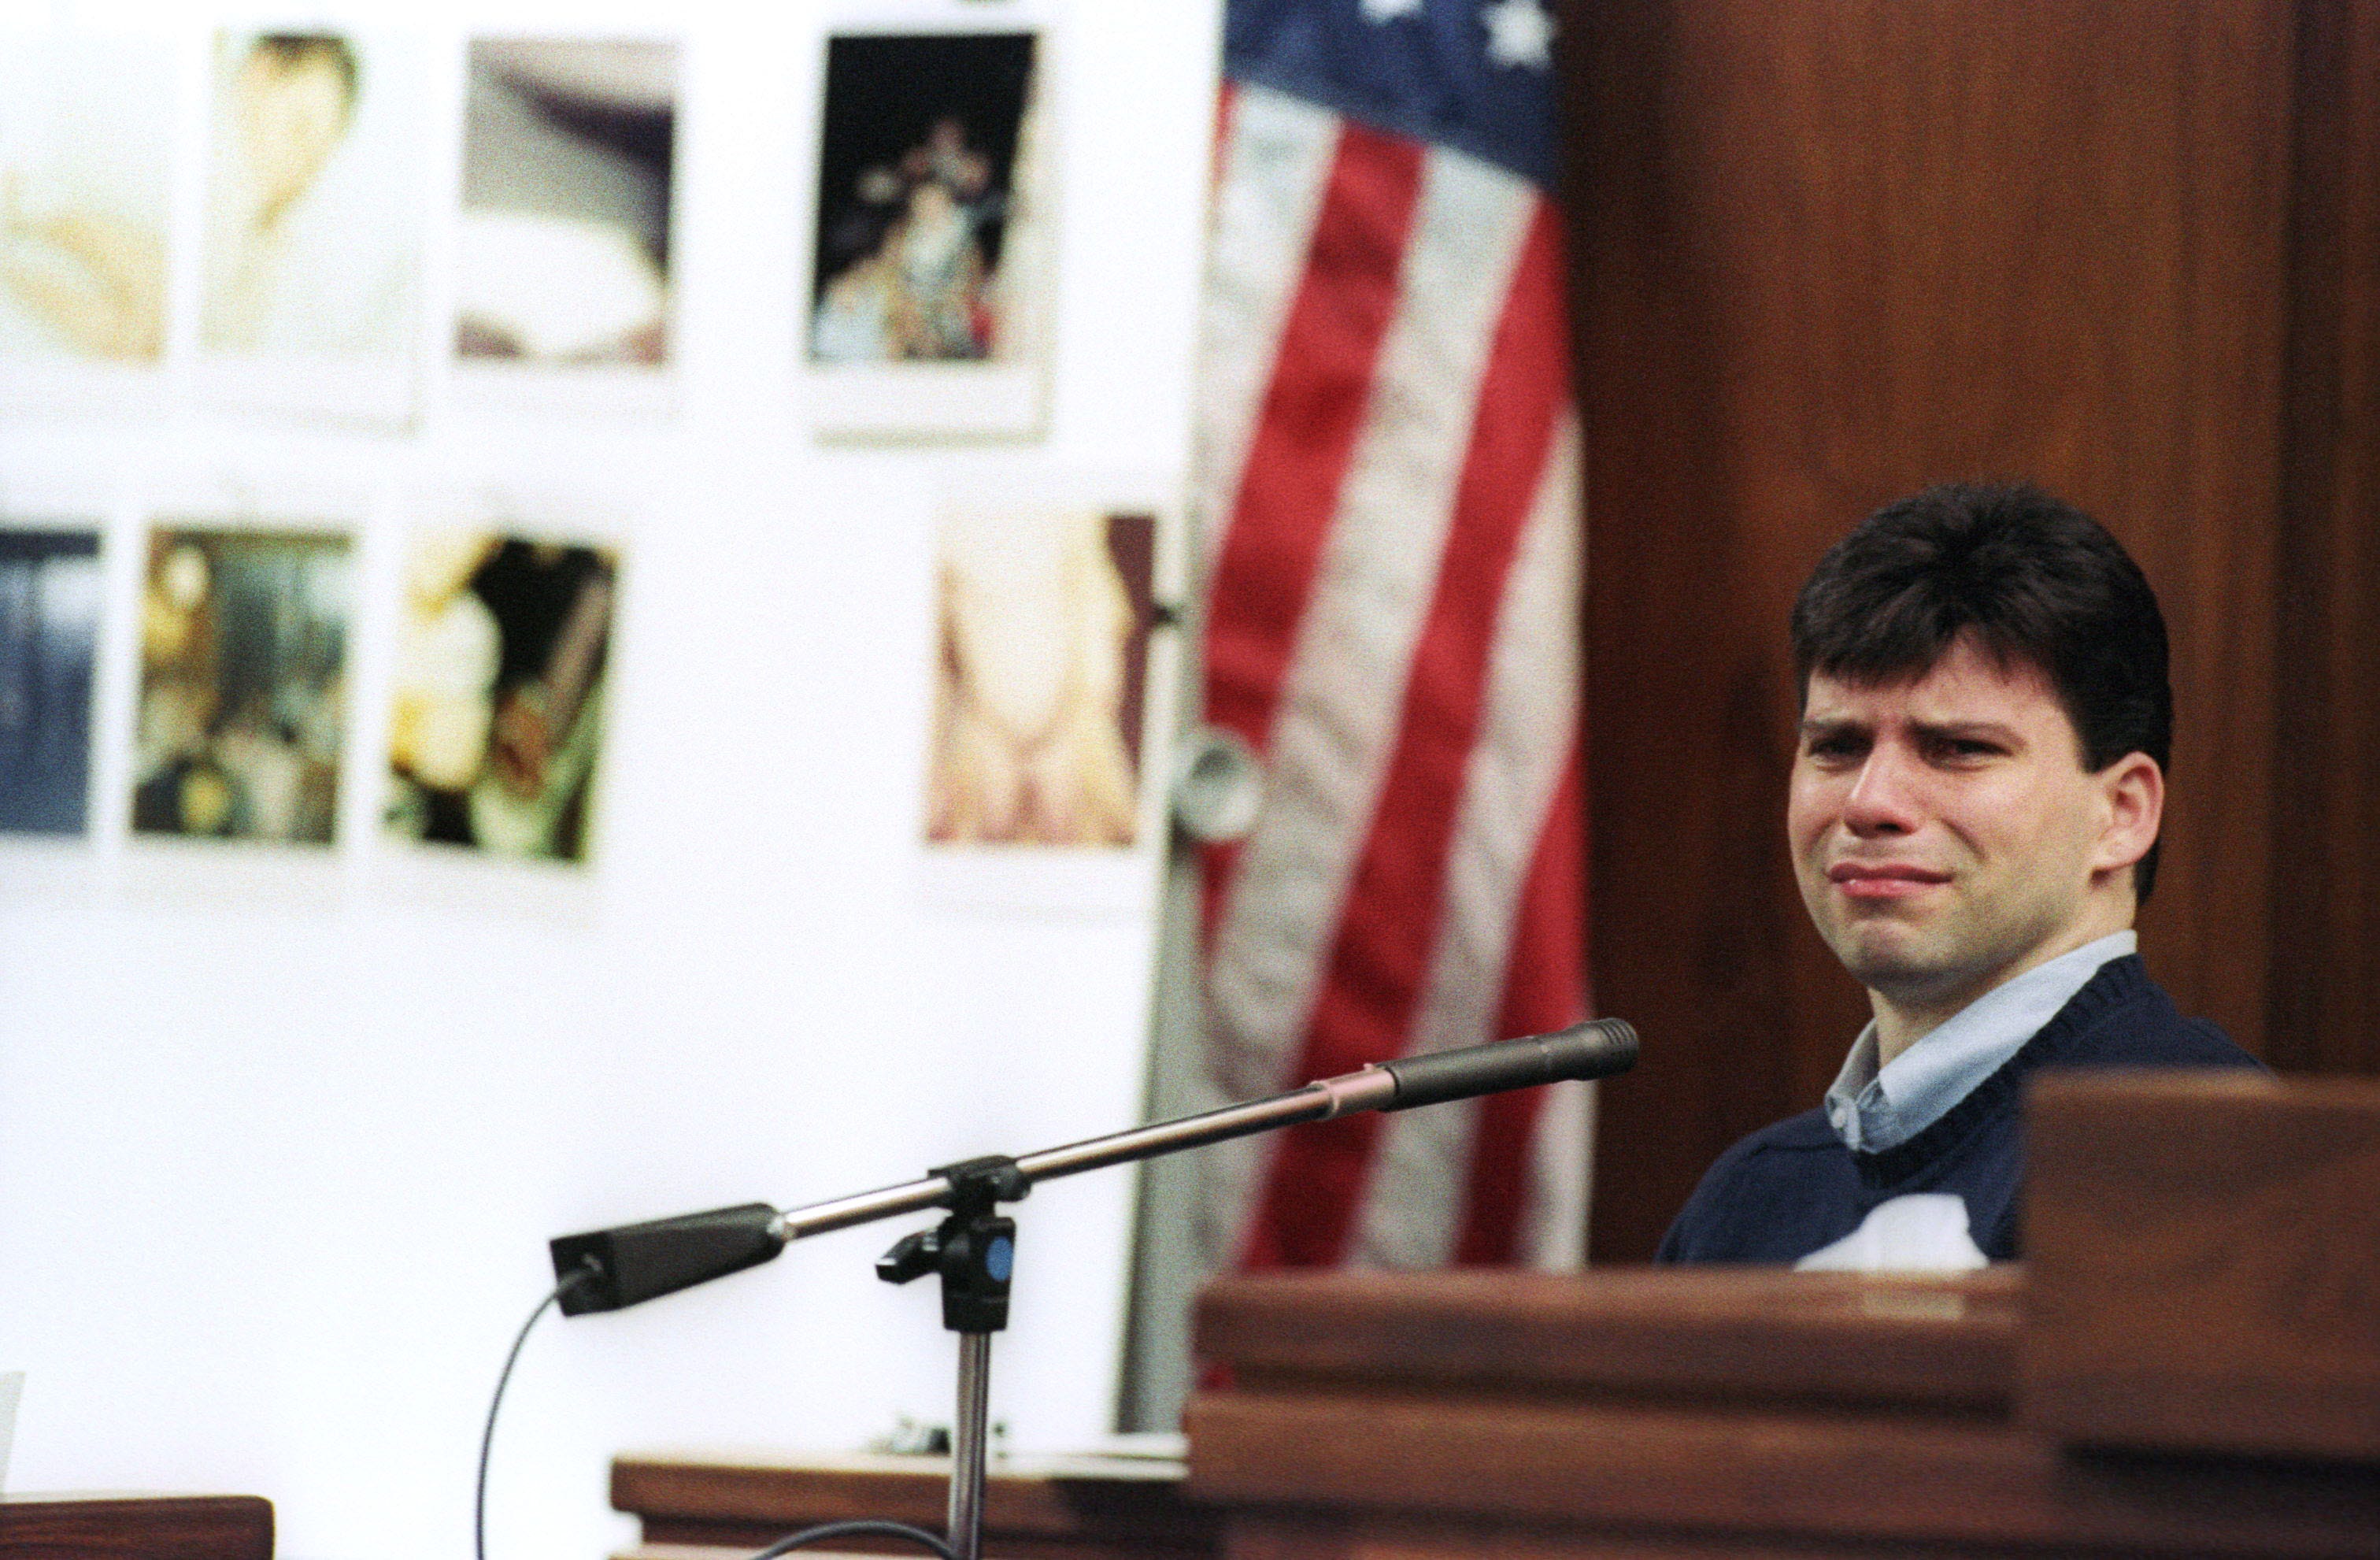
[
  {"xmin": 2271, "ymin": 1, "xmax": 2380, "ymax": 1077},
  {"xmin": 1557, "ymin": 0, "xmax": 2378, "ymax": 1259}
]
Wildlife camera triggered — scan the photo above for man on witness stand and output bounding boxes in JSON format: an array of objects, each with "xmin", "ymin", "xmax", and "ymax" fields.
[{"xmin": 1660, "ymin": 483, "xmax": 2259, "ymax": 1266}]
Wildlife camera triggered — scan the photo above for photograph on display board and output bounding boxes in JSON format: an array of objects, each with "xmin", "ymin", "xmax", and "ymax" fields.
[
  {"xmin": 199, "ymin": 29, "xmax": 425, "ymax": 365},
  {"xmin": 0, "ymin": 528, "xmax": 102, "ymax": 836},
  {"xmin": 456, "ymin": 38, "xmax": 676, "ymax": 368},
  {"xmin": 924, "ymin": 506, "xmax": 1154, "ymax": 849},
  {"xmin": 386, "ymin": 529, "xmax": 616, "ymax": 864},
  {"xmin": 0, "ymin": 33, "xmax": 174, "ymax": 369},
  {"xmin": 807, "ymin": 27, "xmax": 1049, "ymax": 435},
  {"xmin": 810, "ymin": 30, "xmax": 1037, "ymax": 365},
  {"xmin": 133, "ymin": 526, "xmax": 351, "ymax": 846}
]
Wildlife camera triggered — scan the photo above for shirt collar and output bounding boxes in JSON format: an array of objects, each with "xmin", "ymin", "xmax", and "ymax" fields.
[{"xmin": 1823, "ymin": 931, "xmax": 2138, "ymax": 1154}]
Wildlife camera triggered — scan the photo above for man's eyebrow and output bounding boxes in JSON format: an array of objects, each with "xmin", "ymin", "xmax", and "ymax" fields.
[
  {"xmin": 1905, "ymin": 718, "xmax": 2024, "ymax": 744},
  {"xmin": 1795, "ymin": 715, "xmax": 2026, "ymax": 743}
]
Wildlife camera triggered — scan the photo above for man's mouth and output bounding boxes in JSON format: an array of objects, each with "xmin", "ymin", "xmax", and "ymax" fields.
[{"xmin": 1827, "ymin": 861, "xmax": 1951, "ymax": 902}]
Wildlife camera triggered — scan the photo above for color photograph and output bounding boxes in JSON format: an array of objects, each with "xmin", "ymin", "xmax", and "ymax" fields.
[
  {"xmin": 0, "ymin": 32, "xmax": 174, "ymax": 372},
  {"xmin": 385, "ymin": 529, "xmax": 616, "ymax": 864},
  {"xmin": 200, "ymin": 29, "xmax": 426, "ymax": 364},
  {"xmin": 811, "ymin": 30, "xmax": 1036, "ymax": 365},
  {"xmin": 456, "ymin": 38, "xmax": 676, "ymax": 368},
  {"xmin": 0, "ymin": 528, "xmax": 102, "ymax": 836},
  {"xmin": 133, "ymin": 526, "xmax": 351, "ymax": 846},
  {"xmin": 924, "ymin": 506, "xmax": 1154, "ymax": 849},
  {"xmin": 807, "ymin": 26, "xmax": 1049, "ymax": 436}
]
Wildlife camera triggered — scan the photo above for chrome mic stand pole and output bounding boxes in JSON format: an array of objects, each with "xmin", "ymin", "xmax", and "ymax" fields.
[
  {"xmin": 857, "ymin": 1074, "xmax": 1412, "ymax": 1560},
  {"xmin": 947, "ymin": 1332, "xmax": 991, "ymax": 1560},
  {"xmin": 872, "ymin": 1154, "xmax": 1028, "ymax": 1560}
]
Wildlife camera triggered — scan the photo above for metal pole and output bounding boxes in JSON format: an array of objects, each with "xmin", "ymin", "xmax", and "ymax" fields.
[
  {"xmin": 772, "ymin": 1067, "xmax": 1395, "ymax": 1243},
  {"xmin": 946, "ymin": 1331, "xmax": 993, "ymax": 1560}
]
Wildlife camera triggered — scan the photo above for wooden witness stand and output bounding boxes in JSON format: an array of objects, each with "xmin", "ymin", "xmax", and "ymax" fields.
[{"xmin": 613, "ymin": 1074, "xmax": 2380, "ymax": 1558}]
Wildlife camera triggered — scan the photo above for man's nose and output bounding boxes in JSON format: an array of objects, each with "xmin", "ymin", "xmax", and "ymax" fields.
[{"xmin": 1841, "ymin": 745, "xmax": 1923, "ymax": 835}]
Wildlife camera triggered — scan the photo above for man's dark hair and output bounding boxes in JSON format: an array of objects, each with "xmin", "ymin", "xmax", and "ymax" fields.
[{"xmin": 1790, "ymin": 482, "xmax": 2171, "ymax": 899}]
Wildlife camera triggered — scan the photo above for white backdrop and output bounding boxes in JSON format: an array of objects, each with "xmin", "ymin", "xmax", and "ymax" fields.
[{"xmin": 0, "ymin": 2, "xmax": 1222, "ymax": 1556}]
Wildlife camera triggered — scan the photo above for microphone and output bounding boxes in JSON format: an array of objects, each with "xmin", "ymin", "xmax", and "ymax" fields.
[
  {"xmin": 549, "ymin": 1202, "xmax": 783, "ymax": 1315},
  {"xmin": 1378, "ymin": 1018, "xmax": 1638, "ymax": 1111}
]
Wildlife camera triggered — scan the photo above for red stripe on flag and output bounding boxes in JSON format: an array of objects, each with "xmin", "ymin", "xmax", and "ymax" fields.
[
  {"xmin": 1242, "ymin": 200, "xmax": 1572, "ymax": 1268},
  {"xmin": 1197, "ymin": 119, "xmax": 1425, "ymax": 944},
  {"xmin": 1201, "ymin": 120, "xmax": 1426, "ymax": 762},
  {"xmin": 1455, "ymin": 747, "xmax": 1587, "ymax": 1262},
  {"xmin": 1210, "ymin": 80, "xmax": 1238, "ymax": 191}
]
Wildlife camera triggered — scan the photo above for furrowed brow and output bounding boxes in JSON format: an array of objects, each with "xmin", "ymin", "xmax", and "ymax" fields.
[{"xmin": 1907, "ymin": 718, "xmax": 2022, "ymax": 746}]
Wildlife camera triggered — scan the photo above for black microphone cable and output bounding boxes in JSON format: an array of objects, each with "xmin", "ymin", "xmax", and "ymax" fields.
[
  {"xmin": 751, "ymin": 1518, "xmax": 957, "ymax": 1558},
  {"xmin": 476, "ymin": 1261, "xmax": 599, "ymax": 1560},
  {"xmin": 475, "ymin": 1260, "xmax": 957, "ymax": 1560}
]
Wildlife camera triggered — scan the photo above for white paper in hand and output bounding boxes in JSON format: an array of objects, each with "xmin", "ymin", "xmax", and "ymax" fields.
[{"xmin": 1793, "ymin": 1193, "xmax": 1990, "ymax": 1272}]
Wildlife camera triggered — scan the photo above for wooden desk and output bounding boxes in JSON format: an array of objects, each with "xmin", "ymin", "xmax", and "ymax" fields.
[
  {"xmin": 1185, "ymin": 1266, "xmax": 2377, "ymax": 1558},
  {"xmin": 2023, "ymin": 1071, "xmax": 2380, "ymax": 1461},
  {"xmin": 1184, "ymin": 1073, "xmax": 2380, "ymax": 1558},
  {"xmin": 0, "ymin": 1493, "xmax": 272, "ymax": 1559},
  {"xmin": 609, "ymin": 1450, "xmax": 1217, "ymax": 1559}
]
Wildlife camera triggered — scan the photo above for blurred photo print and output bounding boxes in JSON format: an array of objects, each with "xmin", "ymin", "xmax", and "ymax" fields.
[
  {"xmin": 809, "ymin": 26, "xmax": 1050, "ymax": 436},
  {"xmin": 0, "ymin": 528, "xmax": 102, "ymax": 836},
  {"xmin": 386, "ymin": 529, "xmax": 616, "ymax": 865},
  {"xmin": 0, "ymin": 31, "xmax": 175, "ymax": 393},
  {"xmin": 925, "ymin": 506, "xmax": 1153, "ymax": 849},
  {"xmin": 134, "ymin": 527, "xmax": 352, "ymax": 847},
  {"xmin": 456, "ymin": 38, "xmax": 676, "ymax": 371},
  {"xmin": 198, "ymin": 29, "xmax": 428, "ymax": 416}
]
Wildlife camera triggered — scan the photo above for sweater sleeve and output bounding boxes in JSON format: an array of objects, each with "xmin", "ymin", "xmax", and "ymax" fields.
[{"xmin": 1654, "ymin": 1132, "xmax": 1759, "ymax": 1262}]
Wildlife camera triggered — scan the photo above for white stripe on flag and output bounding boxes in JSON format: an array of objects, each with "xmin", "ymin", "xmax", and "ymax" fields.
[
  {"xmin": 1190, "ymin": 86, "xmax": 1339, "ymax": 568},
  {"xmin": 1524, "ymin": 1071, "xmax": 1593, "ymax": 1269},
  {"xmin": 1349, "ymin": 412, "xmax": 1583, "ymax": 1268},
  {"xmin": 1205, "ymin": 144, "xmax": 1538, "ymax": 1104}
]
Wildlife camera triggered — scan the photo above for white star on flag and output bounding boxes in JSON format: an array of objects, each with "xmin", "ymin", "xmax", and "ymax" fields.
[
  {"xmin": 1360, "ymin": 0, "xmax": 1427, "ymax": 19},
  {"xmin": 1481, "ymin": 0, "xmax": 1556, "ymax": 69}
]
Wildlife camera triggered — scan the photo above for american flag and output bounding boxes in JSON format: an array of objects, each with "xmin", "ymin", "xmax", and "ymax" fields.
[{"xmin": 1191, "ymin": 0, "xmax": 1588, "ymax": 1272}]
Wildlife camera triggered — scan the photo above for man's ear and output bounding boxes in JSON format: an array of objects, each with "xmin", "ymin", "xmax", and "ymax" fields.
[{"xmin": 2092, "ymin": 752, "xmax": 2163, "ymax": 880}]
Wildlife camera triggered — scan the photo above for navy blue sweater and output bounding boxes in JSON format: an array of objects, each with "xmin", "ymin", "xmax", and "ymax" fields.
[{"xmin": 1656, "ymin": 955, "xmax": 2260, "ymax": 1264}]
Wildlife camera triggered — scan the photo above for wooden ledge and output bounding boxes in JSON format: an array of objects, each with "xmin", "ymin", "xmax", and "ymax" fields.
[
  {"xmin": 613, "ymin": 1450, "xmax": 1216, "ymax": 1558},
  {"xmin": 1196, "ymin": 1266, "xmax": 2021, "ymax": 1410},
  {"xmin": 0, "ymin": 1493, "xmax": 272, "ymax": 1560}
]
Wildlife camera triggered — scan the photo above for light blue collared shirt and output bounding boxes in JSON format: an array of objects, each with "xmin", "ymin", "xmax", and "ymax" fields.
[{"xmin": 1823, "ymin": 931, "xmax": 2138, "ymax": 1154}]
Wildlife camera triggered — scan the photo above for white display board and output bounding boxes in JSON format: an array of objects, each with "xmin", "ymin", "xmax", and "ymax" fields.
[{"xmin": 0, "ymin": 3, "xmax": 1221, "ymax": 1558}]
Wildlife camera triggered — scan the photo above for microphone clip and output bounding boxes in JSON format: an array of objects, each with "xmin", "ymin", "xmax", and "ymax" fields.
[
  {"xmin": 875, "ymin": 1155, "xmax": 1027, "ymax": 1334},
  {"xmin": 931, "ymin": 1154, "xmax": 1031, "ymax": 1214}
]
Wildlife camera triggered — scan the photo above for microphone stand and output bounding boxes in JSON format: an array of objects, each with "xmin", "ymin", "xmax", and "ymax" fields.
[
  {"xmin": 549, "ymin": 1018, "xmax": 1638, "ymax": 1560},
  {"xmin": 809, "ymin": 1062, "xmax": 1408, "ymax": 1560}
]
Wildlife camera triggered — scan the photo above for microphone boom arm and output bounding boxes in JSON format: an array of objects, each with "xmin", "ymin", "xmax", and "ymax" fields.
[{"xmin": 549, "ymin": 1017, "xmax": 1638, "ymax": 1309}]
